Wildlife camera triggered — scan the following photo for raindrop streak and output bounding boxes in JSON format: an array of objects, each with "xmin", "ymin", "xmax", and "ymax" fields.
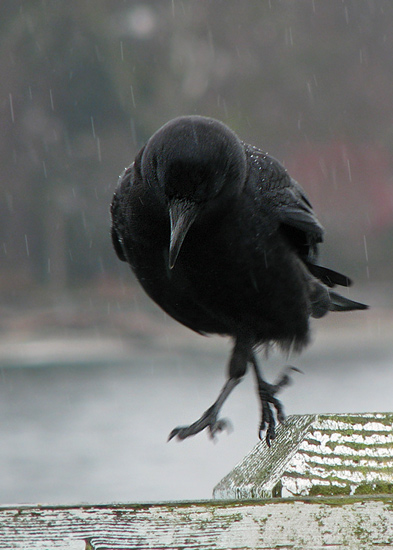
[
  {"xmin": 347, "ymin": 159, "xmax": 352, "ymax": 182},
  {"xmin": 363, "ymin": 235, "xmax": 370, "ymax": 279},
  {"xmin": 221, "ymin": 98, "xmax": 228, "ymax": 119},
  {"xmin": 96, "ymin": 137, "xmax": 102, "ymax": 162},
  {"xmin": 9, "ymin": 94, "xmax": 15, "ymax": 123},
  {"xmin": 42, "ymin": 160, "xmax": 47, "ymax": 179},
  {"xmin": 24, "ymin": 235, "xmax": 30, "ymax": 257},
  {"xmin": 344, "ymin": 5, "xmax": 349, "ymax": 24},
  {"xmin": 130, "ymin": 85, "xmax": 136, "ymax": 108},
  {"xmin": 49, "ymin": 89, "xmax": 55, "ymax": 111},
  {"xmin": 91, "ymin": 116, "xmax": 96, "ymax": 139},
  {"xmin": 288, "ymin": 26, "xmax": 293, "ymax": 47},
  {"xmin": 130, "ymin": 118, "xmax": 137, "ymax": 144},
  {"xmin": 307, "ymin": 82, "xmax": 313, "ymax": 102},
  {"xmin": 120, "ymin": 41, "xmax": 124, "ymax": 61},
  {"xmin": 6, "ymin": 192, "xmax": 13, "ymax": 212},
  {"xmin": 207, "ymin": 29, "xmax": 215, "ymax": 58},
  {"xmin": 95, "ymin": 45, "xmax": 101, "ymax": 62},
  {"xmin": 363, "ymin": 235, "xmax": 369, "ymax": 262}
]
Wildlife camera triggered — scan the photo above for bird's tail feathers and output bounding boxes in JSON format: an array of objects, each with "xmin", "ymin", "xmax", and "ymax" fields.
[{"xmin": 328, "ymin": 290, "xmax": 368, "ymax": 312}]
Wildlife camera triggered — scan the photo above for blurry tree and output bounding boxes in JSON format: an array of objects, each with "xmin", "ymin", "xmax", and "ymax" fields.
[{"xmin": 0, "ymin": 0, "xmax": 392, "ymax": 295}]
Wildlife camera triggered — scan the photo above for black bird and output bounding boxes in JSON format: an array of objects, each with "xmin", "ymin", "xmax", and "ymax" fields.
[{"xmin": 110, "ymin": 116, "xmax": 367, "ymax": 446}]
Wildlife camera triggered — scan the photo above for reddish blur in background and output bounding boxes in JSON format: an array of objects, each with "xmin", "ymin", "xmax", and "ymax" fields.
[{"xmin": 0, "ymin": 1, "xmax": 392, "ymax": 504}]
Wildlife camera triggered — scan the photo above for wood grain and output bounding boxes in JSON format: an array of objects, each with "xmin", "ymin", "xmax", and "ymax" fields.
[{"xmin": 1, "ymin": 496, "xmax": 393, "ymax": 549}]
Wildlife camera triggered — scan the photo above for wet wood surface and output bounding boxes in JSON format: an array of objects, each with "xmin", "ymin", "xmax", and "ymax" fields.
[
  {"xmin": 1, "ymin": 496, "xmax": 393, "ymax": 549},
  {"xmin": 214, "ymin": 412, "xmax": 393, "ymax": 499}
]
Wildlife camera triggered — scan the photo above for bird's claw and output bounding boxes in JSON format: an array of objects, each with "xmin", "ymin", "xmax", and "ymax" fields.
[
  {"xmin": 257, "ymin": 366, "xmax": 302, "ymax": 446},
  {"xmin": 209, "ymin": 417, "xmax": 231, "ymax": 438},
  {"xmin": 168, "ymin": 410, "xmax": 232, "ymax": 441},
  {"xmin": 261, "ymin": 421, "xmax": 276, "ymax": 447},
  {"xmin": 168, "ymin": 426, "xmax": 188, "ymax": 441},
  {"xmin": 258, "ymin": 398, "xmax": 280, "ymax": 447}
]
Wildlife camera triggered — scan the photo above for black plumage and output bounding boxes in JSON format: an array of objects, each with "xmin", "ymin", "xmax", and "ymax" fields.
[{"xmin": 111, "ymin": 116, "xmax": 367, "ymax": 445}]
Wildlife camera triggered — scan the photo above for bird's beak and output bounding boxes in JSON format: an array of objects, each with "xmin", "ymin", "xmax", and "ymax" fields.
[{"xmin": 168, "ymin": 199, "xmax": 198, "ymax": 269}]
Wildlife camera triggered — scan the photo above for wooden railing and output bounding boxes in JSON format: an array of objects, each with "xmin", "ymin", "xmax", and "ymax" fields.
[{"xmin": 1, "ymin": 496, "xmax": 393, "ymax": 549}]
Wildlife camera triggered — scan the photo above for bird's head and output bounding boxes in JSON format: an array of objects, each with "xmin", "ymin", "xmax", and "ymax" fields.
[{"xmin": 141, "ymin": 116, "xmax": 247, "ymax": 269}]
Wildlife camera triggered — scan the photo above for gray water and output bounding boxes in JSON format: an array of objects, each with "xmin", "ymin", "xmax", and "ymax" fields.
[{"xmin": 0, "ymin": 315, "xmax": 391, "ymax": 505}]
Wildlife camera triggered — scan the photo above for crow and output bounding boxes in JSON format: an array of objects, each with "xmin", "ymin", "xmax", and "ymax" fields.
[{"xmin": 111, "ymin": 116, "xmax": 367, "ymax": 446}]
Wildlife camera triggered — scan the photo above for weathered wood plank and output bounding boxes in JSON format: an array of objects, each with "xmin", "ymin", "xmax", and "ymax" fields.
[
  {"xmin": 214, "ymin": 413, "xmax": 393, "ymax": 499},
  {"xmin": 1, "ymin": 496, "xmax": 393, "ymax": 549}
]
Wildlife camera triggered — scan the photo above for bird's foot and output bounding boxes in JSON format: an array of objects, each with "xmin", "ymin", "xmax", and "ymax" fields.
[
  {"xmin": 168, "ymin": 376, "xmax": 240, "ymax": 442},
  {"xmin": 168, "ymin": 403, "xmax": 232, "ymax": 441},
  {"xmin": 256, "ymin": 366, "xmax": 302, "ymax": 447}
]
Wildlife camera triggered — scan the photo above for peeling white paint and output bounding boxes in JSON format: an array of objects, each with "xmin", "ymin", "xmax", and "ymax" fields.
[{"xmin": 214, "ymin": 413, "xmax": 393, "ymax": 499}]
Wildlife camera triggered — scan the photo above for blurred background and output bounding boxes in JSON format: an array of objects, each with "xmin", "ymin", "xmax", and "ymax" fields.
[{"xmin": 0, "ymin": 0, "xmax": 392, "ymax": 505}]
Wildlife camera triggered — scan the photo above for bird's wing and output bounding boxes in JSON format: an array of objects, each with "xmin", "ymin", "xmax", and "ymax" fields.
[
  {"xmin": 276, "ymin": 177, "xmax": 324, "ymax": 243},
  {"xmin": 246, "ymin": 145, "xmax": 352, "ymax": 287},
  {"xmin": 246, "ymin": 145, "xmax": 324, "ymax": 247},
  {"xmin": 277, "ymin": 177, "xmax": 353, "ymax": 287}
]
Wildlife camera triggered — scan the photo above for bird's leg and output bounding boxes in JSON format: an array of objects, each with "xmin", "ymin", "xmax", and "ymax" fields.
[
  {"xmin": 168, "ymin": 339, "xmax": 249, "ymax": 441},
  {"xmin": 250, "ymin": 353, "xmax": 299, "ymax": 447}
]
